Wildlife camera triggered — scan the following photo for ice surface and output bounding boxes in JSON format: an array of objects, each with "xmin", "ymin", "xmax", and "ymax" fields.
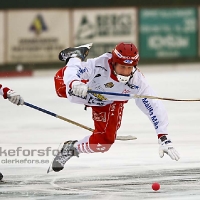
[{"xmin": 1, "ymin": 63, "xmax": 200, "ymax": 199}]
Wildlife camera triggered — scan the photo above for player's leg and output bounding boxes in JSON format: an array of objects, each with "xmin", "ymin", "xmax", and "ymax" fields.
[
  {"xmin": 52, "ymin": 101, "xmax": 125, "ymax": 172},
  {"xmin": 79, "ymin": 101, "xmax": 125, "ymax": 153},
  {"xmin": 58, "ymin": 43, "xmax": 93, "ymax": 63}
]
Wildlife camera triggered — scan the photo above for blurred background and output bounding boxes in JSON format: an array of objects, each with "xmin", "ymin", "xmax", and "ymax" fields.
[{"xmin": 0, "ymin": 0, "xmax": 199, "ymax": 76}]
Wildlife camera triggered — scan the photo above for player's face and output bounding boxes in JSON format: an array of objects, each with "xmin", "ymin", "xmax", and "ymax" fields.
[{"xmin": 114, "ymin": 63, "xmax": 134, "ymax": 76}]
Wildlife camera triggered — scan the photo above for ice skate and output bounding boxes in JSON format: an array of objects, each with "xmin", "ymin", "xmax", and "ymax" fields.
[
  {"xmin": 59, "ymin": 43, "xmax": 93, "ymax": 62},
  {"xmin": 51, "ymin": 140, "xmax": 79, "ymax": 172}
]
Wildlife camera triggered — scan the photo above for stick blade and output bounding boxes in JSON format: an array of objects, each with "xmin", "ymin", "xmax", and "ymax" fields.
[{"xmin": 116, "ymin": 135, "xmax": 137, "ymax": 141}]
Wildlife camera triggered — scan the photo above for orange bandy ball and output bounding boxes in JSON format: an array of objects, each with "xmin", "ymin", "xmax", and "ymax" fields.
[{"xmin": 152, "ymin": 182, "xmax": 160, "ymax": 191}]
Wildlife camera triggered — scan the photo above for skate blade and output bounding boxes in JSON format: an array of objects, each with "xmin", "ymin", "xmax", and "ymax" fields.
[
  {"xmin": 47, "ymin": 163, "xmax": 53, "ymax": 174},
  {"xmin": 47, "ymin": 142, "xmax": 64, "ymax": 174}
]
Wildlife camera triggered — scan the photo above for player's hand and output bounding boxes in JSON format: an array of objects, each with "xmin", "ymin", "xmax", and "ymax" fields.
[
  {"xmin": 158, "ymin": 135, "xmax": 180, "ymax": 161},
  {"xmin": 6, "ymin": 90, "xmax": 24, "ymax": 105},
  {"xmin": 71, "ymin": 81, "xmax": 88, "ymax": 98}
]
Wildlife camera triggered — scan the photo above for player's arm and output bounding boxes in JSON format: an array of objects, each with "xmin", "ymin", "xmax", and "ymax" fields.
[
  {"xmin": 63, "ymin": 58, "xmax": 96, "ymax": 98},
  {"xmin": 133, "ymin": 72, "xmax": 180, "ymax": 161},
  {"xmin": 0, "ymin": 84, "xmax": 24, "ymax": 105}
]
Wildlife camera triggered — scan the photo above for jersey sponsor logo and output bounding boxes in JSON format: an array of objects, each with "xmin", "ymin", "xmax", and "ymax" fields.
[
  {"xmin": 110, "ymin": 103, "xmax": 116, "ymax": 117},
  {"xmin": 95, "ymin": 66, "xmax": 107, "ymax": 71},
  {"xmin": 125, "ymin": 82, "xmax": 139, "ymax": 90},
  {"xmin": 76, "ymin": 67, "xmax": 88, "ymax": 78},
  {"xmin": 110, "ymin": 103, "xmax": 124, "ymax": 129},
  {"xmin": 96, "ymin": 143, "xmax": 106, "ymax": 151},
  {"xmin": 104, "ymin": 82, "xmax": 114, "ymax": 88},
  {"xmin": 96, "ymin": 85, "xmax": 104, "ymax": 91},
  {"xmin": 88, "ymin": 96, "xmax": 105, "ymax": 106},
  {"xmin": 116, "ymin": 103, "xmax": 124, "ymax": 129},
  {"xmin": 142, "ymin": 98, "xmax": 159, "ymax": 129},
  {"xmin": 122, "ymin": 89, "xmax": 131, "ymax": 94},
  {"xmin": 93, "ymin": 111, "xmax": 106, "ymax": 122},
  {"xmin": 111, "ymin": 103, "xmax": 116, "ymax": 111},
  {"xmin": 124, "ymin": 59, "xmax": 133, "ymax": 64},
  {"xmin": 91, "ymin": 92, "xmax": 107, "ymax": 101},
  {"xmin": 94, "ymin": 74, "xmax": 101, "ymax": 78}
]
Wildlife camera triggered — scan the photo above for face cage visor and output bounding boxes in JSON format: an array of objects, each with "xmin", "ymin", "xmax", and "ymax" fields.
[{"xmin": 114, "ymin": 72, "xmax": 131, "ymax": 83}]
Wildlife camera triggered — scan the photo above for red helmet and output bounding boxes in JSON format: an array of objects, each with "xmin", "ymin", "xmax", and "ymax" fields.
[{"xmin": 112, "ymin": 42, "xmax": 139, "ymax": 66}]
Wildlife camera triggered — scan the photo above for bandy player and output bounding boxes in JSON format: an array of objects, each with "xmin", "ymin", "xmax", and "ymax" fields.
[
  {"xmin": 51, "ymin": 42, "xmax": 180, "ymax": 172},
  {"xmin": 0, "ymin": 84, "xmax": 24, "ymax": 180}
]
